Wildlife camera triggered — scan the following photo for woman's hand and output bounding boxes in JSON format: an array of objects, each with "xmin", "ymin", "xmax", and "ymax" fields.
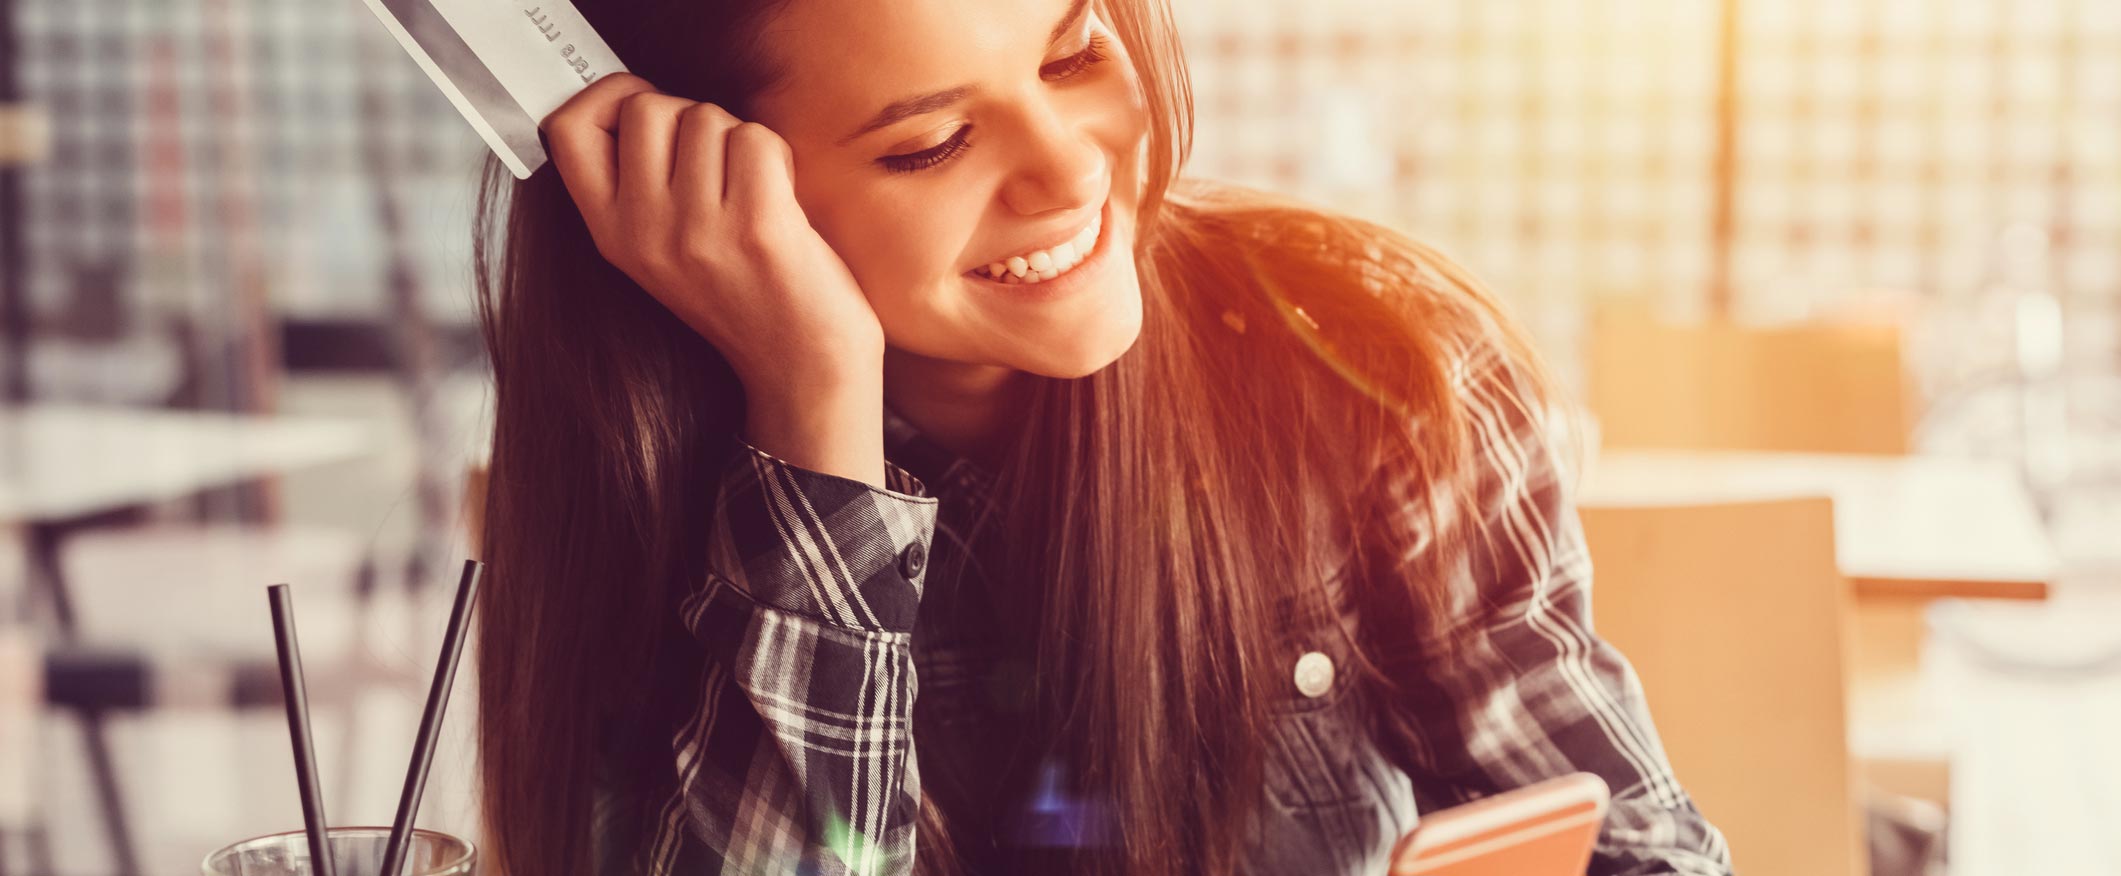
[
  {"xmin": 542, "ymin": 72, "xmax": 884, "ymax": 402},
  {"xmin": 543, "ymin": 73, "xmax": 889, "ymax": 488}
]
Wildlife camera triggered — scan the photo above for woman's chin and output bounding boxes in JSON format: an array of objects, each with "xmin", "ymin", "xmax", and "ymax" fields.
[{"xmin": 1018, "ymin": 311, "xmax": 1143, "ymax": 379}]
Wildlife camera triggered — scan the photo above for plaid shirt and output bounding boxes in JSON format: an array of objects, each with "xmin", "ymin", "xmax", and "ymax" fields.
[{"xmin": 619, "ymin": 340, "xmax": 1733, "ymax": 876}]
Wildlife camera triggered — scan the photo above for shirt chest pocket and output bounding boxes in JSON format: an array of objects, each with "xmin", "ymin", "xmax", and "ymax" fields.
[{"xmin": 1260, "ymin": 638, "xmax": 1375, "ymax": 813}]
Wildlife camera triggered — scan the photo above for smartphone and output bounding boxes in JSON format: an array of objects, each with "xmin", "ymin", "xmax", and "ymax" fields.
[{"xmin": 1388, "ymin": 772, "xmax": 1611, "ymax": 876}]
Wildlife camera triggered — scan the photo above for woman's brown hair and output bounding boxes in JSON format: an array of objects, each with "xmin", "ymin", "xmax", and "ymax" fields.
[{"xmin": 471, "ymin": 1, "xmax": 1559, "ymax": 873}]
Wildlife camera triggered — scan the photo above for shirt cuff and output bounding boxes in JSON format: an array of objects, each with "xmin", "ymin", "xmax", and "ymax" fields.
[{"xmin": 705, "ymin": 435, "xmax": 940, "ymax": 633}]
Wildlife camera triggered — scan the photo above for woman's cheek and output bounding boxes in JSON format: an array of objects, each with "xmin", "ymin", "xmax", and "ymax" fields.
[{"xmin": 838, "ymin": 209, "xmax": 964, "ymax": 317}]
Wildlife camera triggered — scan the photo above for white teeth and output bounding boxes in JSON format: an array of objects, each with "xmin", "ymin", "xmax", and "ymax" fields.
[{"xmin": 980, "ymin": 211, "xmax": 1105, "ymax": 282}]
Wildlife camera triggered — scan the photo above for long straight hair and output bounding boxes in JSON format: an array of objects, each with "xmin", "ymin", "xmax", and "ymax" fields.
[{"xmin": 470, "ymin": 1, "xmax": 1559, "ymax": 874}]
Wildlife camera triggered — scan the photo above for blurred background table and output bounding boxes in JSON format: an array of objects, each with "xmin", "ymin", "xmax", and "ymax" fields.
[
  {"xmin": 0, "ymin": 402, "xmax": 376, "ymax": 639},
  {"xmin": 1578, "ymin": 449, "xmax": 2059, "ymax": 602},
  {"xmin": 0, "ymin": 403, "xmax": 372, "ymax": 526}
]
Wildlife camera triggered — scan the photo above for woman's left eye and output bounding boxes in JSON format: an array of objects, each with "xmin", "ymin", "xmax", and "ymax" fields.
[
  {"xmin": 877, "ymin": 34, "xmax": 1113, "ymax": 175},
  {"xmin": 879, "ymin": 126, "xmax": 974, "ymax": 174},
  {"xmin": 1039, "ymin": 33, "xmax": 1110, "ymax": 81}
]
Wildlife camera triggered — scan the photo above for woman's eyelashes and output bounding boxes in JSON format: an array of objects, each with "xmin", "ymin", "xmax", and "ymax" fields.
[
  {"xmin": 1043, "ymin": 32, "xmax": 1110, "ymax": 81},
  {"xmin": 877, "ymin": 34, "xmax": 1113, "ymax": 175},
  {"xmin": 881, "ymin": 126, "xmax": 974, "ymax": 174}
]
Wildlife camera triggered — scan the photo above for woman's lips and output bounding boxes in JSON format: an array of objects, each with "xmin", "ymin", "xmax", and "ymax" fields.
[
  {"xmin": 971, "ymin": 201, "xmax": 1111, "ymax": 284},
  {"xmin": 964, "ymin": 199, "xmax": 1113, "ymax": 293}
]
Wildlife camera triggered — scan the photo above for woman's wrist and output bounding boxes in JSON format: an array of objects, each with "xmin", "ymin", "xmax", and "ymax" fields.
[{"xmin": 741, "ymin": 374, "xmax": 887, "ymax": 489}]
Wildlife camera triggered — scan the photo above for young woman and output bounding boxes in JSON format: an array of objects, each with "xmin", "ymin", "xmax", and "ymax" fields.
[{"xmin": 471, "ymin": 0, "xmax": 1734, "ymax": 873}]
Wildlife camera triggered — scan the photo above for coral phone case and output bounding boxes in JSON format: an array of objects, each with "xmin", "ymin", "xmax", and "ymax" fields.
[{"xmin": 1388, "ymin": 772, "xmax": 1611, "ymax": 876}]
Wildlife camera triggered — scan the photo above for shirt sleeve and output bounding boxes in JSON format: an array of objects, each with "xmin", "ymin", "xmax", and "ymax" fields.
[
  {"xmin": 640, "ymin": 435, "xmax": 939, "ymax": 876},
  {"xmin": 1383, "ymin": 342, "xmax": 1735, "ymax": 876}
]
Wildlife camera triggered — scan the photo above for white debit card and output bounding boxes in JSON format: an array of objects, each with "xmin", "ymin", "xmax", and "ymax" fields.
[{"xmin": 355, "ymin": 0, "xmax": 629, "ymax": 178}]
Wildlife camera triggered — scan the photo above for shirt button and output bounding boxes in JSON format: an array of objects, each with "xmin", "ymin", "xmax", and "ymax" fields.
[
  {"xmin": 897, "ymin": 542, "xmax": 928, "ymax": 578},
  {"xmin": 1294, "ymin": 650, "xmax": 1335, "ymax": 699}
]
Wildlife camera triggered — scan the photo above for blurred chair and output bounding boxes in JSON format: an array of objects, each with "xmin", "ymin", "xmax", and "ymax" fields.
[
  {"xmin": 1587, "ymin": 300, "xmax": 1914, "ymax": 455},
  {"xmin": 1586, "ymin": 299, "xmax": 1950, "ymax": 840},
  {"xmin": 1580, "ymin": 496, "xmax": 1869, "ymax": 876},
  {"xmin": 29, "ymin": 318, "xmax": 412, "ymax": 875},
  {"xmin": 44, "ymin": 522, "xmax": 388, "ymax": 876}
]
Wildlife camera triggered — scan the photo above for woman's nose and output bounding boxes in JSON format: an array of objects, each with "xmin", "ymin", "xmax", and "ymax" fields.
[{"xmin": 999, "ymin": 109, "xmax": 1108, "ymax": 217}]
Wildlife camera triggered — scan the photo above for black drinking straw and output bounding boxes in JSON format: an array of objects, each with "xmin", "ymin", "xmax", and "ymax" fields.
[
  {"xmin": 268, "ymin": 583, "xmax": 337, "ymax": 876},
  {"xmin": 379, "ymin": 559, "xmax": 485, "ymax": 876}
]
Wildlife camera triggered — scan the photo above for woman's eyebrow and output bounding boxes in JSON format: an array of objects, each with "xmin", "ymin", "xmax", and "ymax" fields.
[{"xmin": 836, "ymin": 0, "xmax": 1093, "ymax": 147}]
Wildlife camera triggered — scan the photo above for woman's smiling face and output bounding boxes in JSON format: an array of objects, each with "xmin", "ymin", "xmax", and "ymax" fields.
[{"xmin": 745, "ymin": 0, "xmax": 1151, "ymax": 379}]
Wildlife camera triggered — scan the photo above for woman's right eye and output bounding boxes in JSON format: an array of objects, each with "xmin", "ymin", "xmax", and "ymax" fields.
[{"xmin": 879, "ymin": 126, "xmax": 974, "ymax": 174}]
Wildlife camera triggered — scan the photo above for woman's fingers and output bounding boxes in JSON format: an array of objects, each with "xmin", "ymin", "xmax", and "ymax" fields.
[
  {"xmin": 614, "ymin": 92, "xmax": 692, "ymax": 216},
  {"xmin": 672, "ymin": 102, "xmax": 741, "ymax": 211},
  {"xmin": 543, "ymin": 74, "xmax": 755, "ymax": 239},
  {"xmin": 720, "ymin": 122, "xmax": 796, "ymax": 220},
  {"xmin": 532, "ymin": 77, "xmax": 881, "ymax": 398},
  {"xmin": 539, "ymin": 78, "xmax": 866, "ymax": 380},
  {"xmin": 542, "ymin": 72, "xmax": 657, "ymax": 232}
]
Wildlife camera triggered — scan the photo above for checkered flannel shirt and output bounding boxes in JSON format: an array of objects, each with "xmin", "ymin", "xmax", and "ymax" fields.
[{"xmin": 623, "ymin": 341, "xmax": 1733, "ymax": 876}]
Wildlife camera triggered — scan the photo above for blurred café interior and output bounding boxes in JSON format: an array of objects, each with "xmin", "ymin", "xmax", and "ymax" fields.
[{"xmin": 3, "ymin": 0, "xmax": 2120, "ymax": 873}]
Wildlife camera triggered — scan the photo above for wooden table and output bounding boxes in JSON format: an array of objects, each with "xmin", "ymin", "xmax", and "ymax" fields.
[{"xmin": 1578, "ymin": 450, "xmax": 2060, "ymax": 602}]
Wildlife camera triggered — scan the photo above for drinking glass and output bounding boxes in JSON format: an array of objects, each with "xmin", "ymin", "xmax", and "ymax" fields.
[{"xmin": 201, "ymin": 826, "xmax": 475, "ymax": 876}]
